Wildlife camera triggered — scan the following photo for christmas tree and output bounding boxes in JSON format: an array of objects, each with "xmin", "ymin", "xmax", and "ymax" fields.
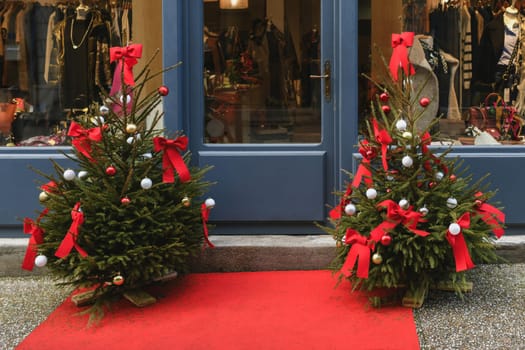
[
  {"xmin": 324, "ymin": 32, "xmax": 506, "ymax": 307},
  {"xmin": 21, "ymin": 45, "xmax": 215, "ymax": 321}
]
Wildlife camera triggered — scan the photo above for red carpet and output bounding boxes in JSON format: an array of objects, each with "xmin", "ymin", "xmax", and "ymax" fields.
[{"xmin": 17, "ymin": 270, "xmax": 419, "ymax": 350}]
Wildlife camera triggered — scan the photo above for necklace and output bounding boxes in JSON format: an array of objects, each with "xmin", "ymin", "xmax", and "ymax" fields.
[{"xmin": 70, "ymin": 16, "xmax": 94, "ymax": 50}]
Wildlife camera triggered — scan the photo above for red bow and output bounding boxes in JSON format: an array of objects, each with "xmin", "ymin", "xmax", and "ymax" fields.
[
  {"xmin": 329, "ymin": 141, "xmax": 376, "ymax": 220},
  {"xmin": 370, "ymin": 200, "xmax": 430, "ymax": 242},
  {"xmin": 389, "ymin": 32, "xmax": 416, "ymax": 81},
  {"xmin": 110, "ymin": 44, "xmax": 143, "ymax": 92},
  {"xmin": 55, "ymin": 203, "xmax": 88, "ymax": 259},
  {"xmin": 41, "ymin": 181, "xmax": 57, "ymax": 193},
  {"xmin": 21, "ymin": 209, "xmax": 49, "ymax": 271},
  {"xmin": 446, "ymin": 212, "xmax": 475, "ymax": 272},
  {"xmin": 421, "ymin": 132, "xmax": 448, "ymax": 174},
  {"xmin": 153, "ymin": 136, "xmax": 191, "ymax": 183},
  {"xmin": 201, "ymin": 203, "xmax": 215, "ymax": 248},
  {"xmin": 340, "ymin": 229, "xmax": 373, "ymax": 279},
  {"xmin": 372, "ymin": 119, "xmax": 392, "ymax": 172},
  {"xmin": 68, "ymin": 122, "xmax": 103, "ymax": 161},
  {"xmin": 474, "ymin": 192, "xmax": 505, "ymax": 238}
]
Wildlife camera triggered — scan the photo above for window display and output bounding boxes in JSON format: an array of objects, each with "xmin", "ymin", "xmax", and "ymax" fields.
[
  {"xmin": 0, "ymin": 0, "xmax": 132, "ymax": 147},
  {"xmin": 361, "ymin": 0, "xmax": 525, "ymax": 145}
]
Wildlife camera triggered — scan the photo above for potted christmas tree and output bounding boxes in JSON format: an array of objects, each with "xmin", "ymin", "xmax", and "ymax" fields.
[
  {"xmin": 21, "ymin": 45, "xmax": 215, "ymax": 322},
  {"xmin": 324, "ymin": 32, "xmax": 506, "ymax": 307}
]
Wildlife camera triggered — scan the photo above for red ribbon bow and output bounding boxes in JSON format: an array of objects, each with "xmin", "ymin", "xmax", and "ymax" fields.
[
  {"xmin": 446, "ymin": 212, "xmax": 475, "ymax": 272},
  {"xmin": 340, "ymin": 229, "xmax": 374, "ymax": 279},
  {"xmin": 329, "ymin": 140, "xmax": 376, "ymax": 220},
  {"xmin": 110, "ymin": 44, "xmax": 143, "ymax": 92},
  {"xmin": 153, "ymin": 136, "xmax": 191, "ymax": 183},
  {"xmin": 389, "ymin": 32, "xmax": 416, "ymax": 81},
  {"xmin": 201, "ymin": 203, "xmax": 215, "ymax": 248},
  {"xmin": 474, "ymin": 192, "xmax": 505, "ymax": 238},
  {"xmin": 55, "ymin": 203, "xmax": 88, "ymax": 259},
  {"xmin": 21, "ymin": 209, "xmax": 49, "ymax": 271},
  {"xmin": 370, "ymin": 199, "xmax": 430, "ymax": 242},
  {"xmin": 68, "ymin": 121, "xmax": 104, "ymax": 161},
  {"xmin": 41, "ymin": 181, "xmax": 57, "ymax": 193},
  {"xmin": 372, "ymin": 119, "xmax": 392, "ymax": 172},
  {"xmin": 421, "ymin": 132, "xmax": 448, "ymax": 174}
]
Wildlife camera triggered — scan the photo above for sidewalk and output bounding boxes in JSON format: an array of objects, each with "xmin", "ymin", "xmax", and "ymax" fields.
[{"xmin": 2, "ymin": 234, "xmax": 525, "ymax": 277}]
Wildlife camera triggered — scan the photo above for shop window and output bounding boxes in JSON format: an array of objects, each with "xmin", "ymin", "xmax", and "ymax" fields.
[
  {"xmin": 360, "ymin": 0, "xmax": 525, "ymax": 146},
  {"xmin": 203, "ymin": 0, "xmax": 321, "ymax": 143},
  {"xmin": 0, "ymin": 0, "xmax": 132, "ymax": 147}
]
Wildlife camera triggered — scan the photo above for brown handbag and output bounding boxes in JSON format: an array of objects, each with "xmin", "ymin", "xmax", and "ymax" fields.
[
  {"xmin": 0, "ymin": 100, "xmax": 18, "ymax": 135},
  {"xmin": 467, "ymin": 93, "xmax": 504, "ymax": 139}
]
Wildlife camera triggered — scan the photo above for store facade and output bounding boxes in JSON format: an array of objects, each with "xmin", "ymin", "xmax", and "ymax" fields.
[{"xmin": 1, "ymin": 0, "xmax": 524, "ymax": 237}]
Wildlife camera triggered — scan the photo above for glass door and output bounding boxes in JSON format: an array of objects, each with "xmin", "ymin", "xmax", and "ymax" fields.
[{"xmin": 163, "ymin": 0, "xmax": 343, "ymax": 234}]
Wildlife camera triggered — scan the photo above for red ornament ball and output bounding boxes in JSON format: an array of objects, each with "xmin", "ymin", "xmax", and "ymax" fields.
[
  {"xmin": 121, "ymin": 197, "xmax": 131, "ymax": 205},
  {"xmin": 381, "ymin": 105, "xmax": 391, "ymax": 114},
  {"xmin": 106, "ymin": 166, "xmax": 116, "ymax": 176},
  {"xmin": 379, "ymin": 92, "xmax": 389, "ymax": 102},
  {"xmin": 474, "ymin": 199, "xmax": 483, "ymax": 207},
  {"xmin": 449, "ymin": 174, "xmax": 457, "ymax": 182},
  {"xmin": 429, "ymin": 181, "xmax": 436, "ymax": 188},
  {"xmin": 380, "ymin": 234, "xmax": 392, "ymax": 246},
  {"xmin": 158, "ymin": 86, "xmax": 169, "ymax": 96},
  {"xmin": 419, "ymin": 97, "xmax": 430, "ymax": 107}
]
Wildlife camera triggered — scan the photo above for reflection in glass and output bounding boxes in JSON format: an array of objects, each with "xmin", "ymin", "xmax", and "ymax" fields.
[{"xmin": 204, "ymin": 0, "xmax": 321, "ymax": 143}]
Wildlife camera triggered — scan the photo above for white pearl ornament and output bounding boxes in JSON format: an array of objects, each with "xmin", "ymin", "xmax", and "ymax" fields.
[
  {"xmin": 344, "ymin": 203, "xmax": 357, "ymax": 215},
  {"xmin": 205, "ymin": 198, "xmax": 216, "ymax": 208},
  {"xmin": 448, "ymin": 223, "xmax": 461, "ymax": 235},
  {"xmin": 396, "ymin": 119, "xmax": 407, "ymax": 131},
  {"xmin": 78, "ymin": 171, "xmax": 88, "ymax": 179},
  {"xmin": 63, "ymin": 169, "xmax": 76, "ymax": 181},
  {"xmin": 399, "ymin": 198, "xmax": 409, "ymax": 209},
  {"xmin": 402, "ymin": 155, "xmax": 413, "ymax": 167},
  {"xmin": 34, "ymin": 255, "xmax": 48, "ymax": 267},
  {"xmin": 366, "ymin": 188, "xmax": 378, "ymax": 199},
  {"xmin": 446, "ymin": 197, "xmax": 458, "ymax": 209},
  {"xmin": 140, "ymin": 177, "xmax": 153, "ymax": 189}
]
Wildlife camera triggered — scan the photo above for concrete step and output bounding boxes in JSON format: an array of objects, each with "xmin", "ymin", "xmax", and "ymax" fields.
[{"xmin": 1, "ymin": 235, "xmax": 524, "ymax": 277}]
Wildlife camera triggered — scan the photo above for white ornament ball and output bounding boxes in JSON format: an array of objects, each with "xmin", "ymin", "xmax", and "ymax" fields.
[
  {"xmin": 127, "ymin": 136, "xmax": 134, "ymax": 144},
  {"xmin": 134, "ymin": 133, "xmax": 141, "ymax": 141},
  {"xmin": 446, "ymin": 197, "xmax": 458, "ymax": 209},
  {"xmin": 140, "ymin": 177, "xmax": 153, "ymax": 190},
  {"xmin": 142, "ymin": 153, "xmax": 153, "ymax": 159},
  {"xmin": 399, "ymin": 198, "xmax": 409, "ymax": 209},
  {"xmin": 205, "ymin": 198, "xmax": 216, "ymax": 209},
  {"xmin": 34, "ymin": 255, "xmax": 48, "ymax": 267},
  {"xmin": 396, "ymin": 119, "xmax": 407, "ymax": 132},
  {"xmin": 448, "ymin": 223, "xmax": 461, "ymax": 235},
  {"xmin": 344, "ymin": 203, "xmax": 357, "ymax": 215},
  {"xmin": 435, "ymin": 171, "xmax": 444, "ymax": 181},
  {"xmin": 63, "ymin": 169, "xmax": 76, "ymax": 181},
  {"xmin": 419, "ymin": 206, "xmax": 429, "ymax": 216},
  {"xmin": 402, "ymin": 155, "xmax": 413, "ymax": 167},
  {"xmin": 99, "ymin": 105, "xmax": 110, "ymax": 115},
  {"xmin": 366, "ymin": 188, "xmax": 378, "ymax": 200},
  {"xmin": 386, "ymin": 175, "xmax": 394, "ymax": 181},
  {"xmin": 78, "ymin": 171, "xmax": 88, "ymax": 179},
  {"xmin": 402, "ymin": 131, "xmax": 413, "ymax": 139}
]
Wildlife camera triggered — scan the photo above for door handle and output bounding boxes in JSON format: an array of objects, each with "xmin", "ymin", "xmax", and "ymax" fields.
[{"xmin": 309, "ymin": 60, "xmax": 331, "ymax": 102}]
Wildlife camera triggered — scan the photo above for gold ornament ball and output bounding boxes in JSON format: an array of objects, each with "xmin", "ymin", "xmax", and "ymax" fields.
[
  {"xmin": 126, "ymin": 123, "xmax": 137, "ymax": 133},
  {"xmin": 372, "ymin": 253, "xmax": 383, "ymax": 265},
  {"xmin": 39, "ymin": 191, "xmax": 49, "ymax": 202},
  {"xmin": 113, "ymin": 275, "xmax": 125, "ymax": 286},
  {"xmin": 182, "ymin": 196, "xmax": 191, "ymax": 207}
]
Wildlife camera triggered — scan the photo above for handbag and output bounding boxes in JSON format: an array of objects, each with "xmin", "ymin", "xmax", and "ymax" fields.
[
  {"xmin": 467, "ymin": 93, "xmax": 503, "ymax": 139},
  {"xmin": 0, "ymin": 100, "xmax": 18, "ymax": 136}
]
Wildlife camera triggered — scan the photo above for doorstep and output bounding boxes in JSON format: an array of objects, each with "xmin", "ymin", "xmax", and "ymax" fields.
[{"xmin": 1, "ymin": 235, "xmax": 524, "ymax": 277}]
